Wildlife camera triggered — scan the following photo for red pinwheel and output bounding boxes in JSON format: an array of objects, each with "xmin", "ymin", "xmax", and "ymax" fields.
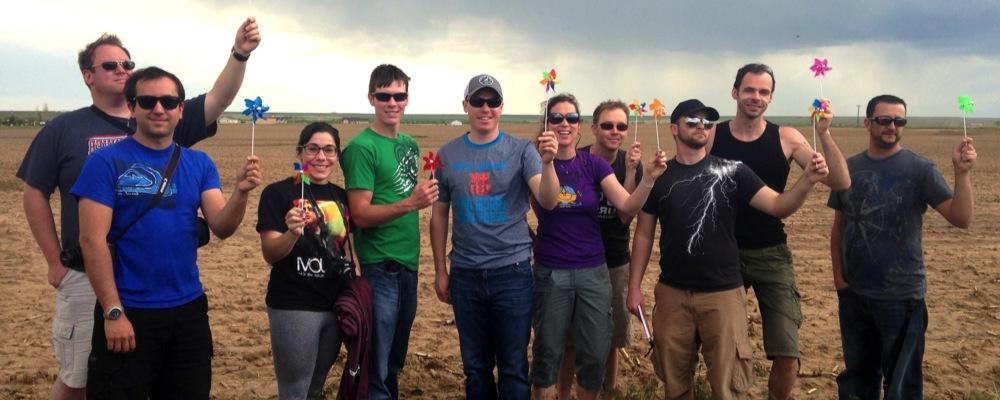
[{"xmin": 422, "ymin": 151, "xmax": 442, "ymax": 179}]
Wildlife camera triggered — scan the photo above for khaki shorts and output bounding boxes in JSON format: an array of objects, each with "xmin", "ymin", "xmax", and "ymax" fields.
[
  {"xmin": 53, "ymin": 269, "xmax": 96, "ymax": 388},
  {"xmin": 608, "ymin": 264, "xmax": 634, "ymax": 348},
  {"xmin": 652, "ymin": 284, "xmax": 753, "ymax": 400},
  {"xmin": 739, "ymin": 244, "xmax": 802, "ymax": 359}
]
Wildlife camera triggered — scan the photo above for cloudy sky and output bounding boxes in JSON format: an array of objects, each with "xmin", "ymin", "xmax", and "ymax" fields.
[{"xmin": 3, "ymin": 0, "xmax": 998, "ymax": 117}]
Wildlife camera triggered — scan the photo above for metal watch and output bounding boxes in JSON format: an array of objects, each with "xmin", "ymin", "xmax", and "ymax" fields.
[{"xmin": 105, "ymin": 306, "xmax": 124, "ymax": 321}]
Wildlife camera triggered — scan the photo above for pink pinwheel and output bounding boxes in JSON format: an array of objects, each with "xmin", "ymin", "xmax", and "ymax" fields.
[{"xmin": 810, "ymin": 58, "xmax": 832, "ymax": 77}]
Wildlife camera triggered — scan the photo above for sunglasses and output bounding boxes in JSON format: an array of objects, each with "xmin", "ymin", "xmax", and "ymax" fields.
[
  {"xmin": 93, "ymin": 60, "xmax": 136, "ymax": 71},
  {"xmin": 548, "ymin": 112, "xmax": 581, "ymax": 125},
  {"xmin": 133, "ymin": 95, "xmax": 182, "ymax": 110},
  {"xmin": 468, "ymin": 96, "xmax": 502, "ymax": 108},
  {"xmin": 372, "ymin": 92, "xmax": 408, "ymax": 102},
  {"xmin": 682, "ymin": 116, "xmax": 715, "ymax": 129},
  {"xmin": 869, "ymin": 116, "xmax": 907, "ymax": 127},
  {"xmin": 599, "ymin": 122, "xmax": 629, "ymax": 132},
  {"xmin": 299, "ymin": 143, "xmax": 339, "ymax": 157}
]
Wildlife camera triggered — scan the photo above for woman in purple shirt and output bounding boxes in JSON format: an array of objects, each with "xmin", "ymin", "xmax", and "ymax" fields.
[{"xmin": 530, "ymin": 93, "xmax": 667, "ymax": 400}]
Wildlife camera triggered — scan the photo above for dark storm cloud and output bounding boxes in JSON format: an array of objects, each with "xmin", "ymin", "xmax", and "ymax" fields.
[{"xmin": 243, "ymin": 0, "xmax": 997, "ymax": 56}]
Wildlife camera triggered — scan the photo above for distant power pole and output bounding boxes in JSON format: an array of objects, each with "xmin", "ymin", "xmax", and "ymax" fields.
[{"xmin": 856, "ymin": 104, "xmax": 861, "ymax": 127}]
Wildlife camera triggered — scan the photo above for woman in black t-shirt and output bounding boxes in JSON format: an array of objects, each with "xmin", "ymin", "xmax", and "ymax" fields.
[{"xmin": 256, "ymin": 122, "xmax": 354, "ymax": 399}]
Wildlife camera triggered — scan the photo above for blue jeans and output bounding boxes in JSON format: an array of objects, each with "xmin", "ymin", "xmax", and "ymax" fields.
[
  {"xmin": 362, "ymin": 260, "xmax": 418, "ymax": 400},
  {"xmin": 450, "ymin": 261, "xmax": 533, "ymax": 400},
  {"xmin": 836, "ymin": 289, "xmax": 926, "ymax": 400}
]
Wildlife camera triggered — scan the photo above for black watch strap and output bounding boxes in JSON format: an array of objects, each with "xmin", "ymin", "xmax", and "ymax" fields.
[{"xmin": 231, "ymin": 46, "xmax": 249, "ymax": 62}]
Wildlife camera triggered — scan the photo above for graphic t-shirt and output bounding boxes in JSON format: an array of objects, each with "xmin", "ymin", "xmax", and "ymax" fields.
[
  {"xmin": 16, "ymin": 96, "xmax": 216, "ymax": 270},
  {"xmin": 341, "ymin": 127, "xmax": 420, "ymax": 270},
  {"xmin": 533, "ymin": 151, "xmax": 614, "ymax": 269},
  {"xmin": 828, "ymin": 149, "xmax": 952, "ymax": 300},
  {"xmin": 257, "ymin": 178, "xmax": 351, "ymax": 310},
  {"xmin": 70, "ymin": 137, "xmax": 220, "ymax": 308},
  {"xmin": 437, "ymin": 132, "xmax": 541, "ymax": 269},
  {"xmin": 642, "ymin": 155, "xmax": 765, "ymax": 292},
  {"xmin": 579, "ymin": 145, "xmax": 643, "ymax": 268}
]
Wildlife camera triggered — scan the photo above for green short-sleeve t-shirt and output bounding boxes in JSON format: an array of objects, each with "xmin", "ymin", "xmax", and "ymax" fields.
[{"xmin": 341, "ymin": 127, "xmax": 420, "ymax": 270}]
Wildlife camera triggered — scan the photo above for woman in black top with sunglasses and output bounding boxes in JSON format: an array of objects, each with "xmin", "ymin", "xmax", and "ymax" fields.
[
  {"xmin": 529, "ymin": 93, "xmax": 667, "ymax": 400},
  {"xmin": 256, "ymin": 122, "xmax": 356, "ymax": 399}
]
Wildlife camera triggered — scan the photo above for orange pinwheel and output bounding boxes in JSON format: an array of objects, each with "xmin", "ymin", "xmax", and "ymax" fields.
[{"xmin": 650, "ymin": 98, "xmax": 667, "ymax": 121}]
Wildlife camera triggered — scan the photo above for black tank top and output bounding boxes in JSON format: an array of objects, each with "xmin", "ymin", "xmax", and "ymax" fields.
[{"xmin": 710, "ymin": 120, "xmax": 789, "ymax": 248}]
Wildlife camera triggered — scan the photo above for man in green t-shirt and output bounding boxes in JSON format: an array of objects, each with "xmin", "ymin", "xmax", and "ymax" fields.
[{"xmin": 341, "ymin": 64, "xmax": 438, "ymax": 400}]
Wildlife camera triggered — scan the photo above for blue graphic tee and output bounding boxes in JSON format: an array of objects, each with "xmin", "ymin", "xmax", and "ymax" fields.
[
  {"xmin": 71, "ymin": 137, "xmax": 220, "ymax": 308},
  {"xmin": 437, "ymin": 132, "xmax": 541, "ymax": 269}
]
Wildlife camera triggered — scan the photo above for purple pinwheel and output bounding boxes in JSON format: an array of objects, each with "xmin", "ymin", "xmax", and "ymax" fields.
[{"xmin": 243, "ymin": 96, "xmax": 269, "ymax": 123}]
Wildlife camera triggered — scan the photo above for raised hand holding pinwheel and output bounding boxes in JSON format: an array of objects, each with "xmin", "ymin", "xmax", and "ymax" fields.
[
  {"xmin": 422, "ymin": 151, "xmax": 442, "ymax": 180},
  {"xmin": 243, "ymin": 96, "xmax": 269, "ymax": 154},
  {"xmin": 958, "ymin": 95, "xmax": 975, "ymax": 138},
  {"xmin": 650, "ymin": 98, "xmax": 667, "ymax": 150},
  {"xmin": 293, "ymin": 162, "xmax": 311, "ymax": 209},
  {"xmin": 540, "ymin": 68, "xmax": 560, "ymax": 131},
  {"xmin": 808, "ymin": 98, "xmax": 832, "ymax": 149}
]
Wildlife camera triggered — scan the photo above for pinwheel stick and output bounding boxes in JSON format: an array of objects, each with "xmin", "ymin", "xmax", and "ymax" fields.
[
  {"xmin": 963, "ymin": 114, "xmax": 967, "ymax": 139},
  {"xmin": 654, "ymin": 120, "xmax": 661, "ymax": 150},
  {"xmin": 637, "ymin": 304, "xmax": 652, "ymax": 343},
  {"xmin": 251, "ymin": 122, "xmax": 256, "ymax": 155},
  {"xmin": 812, "ymin": 118, "xmax": 818, "ymax": 151},
  {"xmin": 543, "ymin": 97, "xmax": 550, "ymax": 133}
]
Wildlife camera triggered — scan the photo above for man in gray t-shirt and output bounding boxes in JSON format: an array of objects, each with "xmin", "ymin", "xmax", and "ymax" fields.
[
  {"xmin": 429, "ymin": 74, "xmax": 559, "ymax": 399},
  {"xmin": 828, "ymin": 94, "xmax": 976, "ymax": 399}
]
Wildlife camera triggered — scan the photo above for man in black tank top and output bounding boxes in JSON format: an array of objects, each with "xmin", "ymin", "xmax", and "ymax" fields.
[{"xmin": 707, "ymin": 63, "xmax": 851, "ymax": 400}]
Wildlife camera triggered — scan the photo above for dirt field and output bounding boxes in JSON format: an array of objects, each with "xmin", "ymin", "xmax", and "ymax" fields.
[{"xmin": 1, "ymin": 122, "xmax": 998, "ymax": 399}]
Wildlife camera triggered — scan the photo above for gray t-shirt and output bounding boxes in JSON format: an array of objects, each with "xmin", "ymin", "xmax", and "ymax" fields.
[
  {"xmin": 437, "ymin": 132, "xmax": 541, "ymax": 269},
  {"xmin": 828, "ymin": 149, "xmax": 952, "ymax": 300}
]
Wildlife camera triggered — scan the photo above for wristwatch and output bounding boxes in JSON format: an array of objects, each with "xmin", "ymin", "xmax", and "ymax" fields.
[
  {"xmin": 105, "ymin": 306, "xmax": 124, "ymax": 321},
  {"xmin": 231, "ymin": 46, "xmax": 249, "ymax": 62}
]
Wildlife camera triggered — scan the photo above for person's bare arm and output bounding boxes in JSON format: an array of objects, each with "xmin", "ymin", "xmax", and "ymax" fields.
[
  {"xmin": 430, "ymin": 201, "xmax": 450, "ymax": 303},
  {"xmin": 23, "ymin": 185, "xmax": 68, "ymax": 287},
  {"xmin": 617, "ymin": 142, "xmax": 642, "ymax": 224},
  {"xmin": 79, "ymin": 198, "xmax": 135, "ymax": 353},
  {"xmin": 934, "ymin": 137, "xmax": 976, "ymax": 228},
  {"xmin": 202, "ymin": 17, "xmax": 262, "ymax": 122},
  {"xmin": 604, "ymin": 150, "xmax": 668, "ymax": 216},
  {"xmin": 783, "ymin": 121, "xmax": 850, "ymax": 190},
  {"xmin": 348, "ymin": 179, "xmax": 438, "ymax": 228},
  {"xmin": 259, "ymin": 207, "xmax": 305, "ymax": 265},
  {"xmin": 529, "ymin": 131, "xmax": 560, "ymax": 210},
  {"xmin": 201, "ymin": 155, "xmax": 261, "ymax": 238},
  {"xmin": 830, "ymin": 211, "xmax": 849, "ymax": 290},
  {"xmin": 626, "ymin": 211, "xmax": 657, "ymax": 317}
]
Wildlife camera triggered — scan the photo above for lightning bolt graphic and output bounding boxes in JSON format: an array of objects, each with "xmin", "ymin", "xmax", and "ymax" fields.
[{"xmin": 665, "ymin": 159, "xmax": 741, "ymax": 254}]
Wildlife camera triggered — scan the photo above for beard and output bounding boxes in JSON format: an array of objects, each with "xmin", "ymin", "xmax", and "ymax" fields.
[
  {"xmin": 872, "ymin": 131, "xmax": 901, "ymax": 149},
  {"xmin": 678, "ymin": 132, "xmax": 708, "ymax": 149}
]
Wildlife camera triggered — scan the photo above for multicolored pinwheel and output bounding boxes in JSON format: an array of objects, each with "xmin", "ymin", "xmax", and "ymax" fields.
[
  {"xmin": 808, "ymin": 98, "xmax": 832, "ymax": 122},
  {"xmin": 958, "ymin": 95, "xmax": 975, "ymax": 138},
  {"xmin": 540, "ymin": 69, "xmax": 559, "ymax": 93},
  {"xmin": 808, "ymin": 58, "xmax": 833, "ymax": 149},
  {"xmin": 650, "ymin": 98, "xmax": 667, "ymax": 150},
  {"xmin": 422, "ymin": 151, "xmax": 442, "ymax": 179},
  {"xmin": 243, "ymin": 96, "xmax": 269, "ymax": 154}
]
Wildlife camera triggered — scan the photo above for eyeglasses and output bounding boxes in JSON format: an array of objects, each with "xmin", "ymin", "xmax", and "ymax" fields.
[
  {"xmin": 869, "ymin": 116, "xmax": 907, "ymax": 127},
  {"xmin": 372, "ymin": 92, "xmax": 408, "ymax": 102},
  {"xmin": 599, "ymin": 122, "xmax": 629, "ymax": 131},
  {"xmin": 548, "ymin": 112, "xmax": 580, "ymax": 125},
  {"xmin": 468, "ymin": 96, "xmax": 502, "ymax": 108},
  {"xmin": 299, "ymin": 143, "xmax": 339, "ymax": 157},
  {"xmin": 133, "ymin": 95, "xmax": 182, "ymax": 110},
  {"xmin": 682, "ymin": 116, "xmax": 715, "ymax": 129},
  {"xmin": 92, "ymin": 60, "xmax": 136, "ymax": 71}
]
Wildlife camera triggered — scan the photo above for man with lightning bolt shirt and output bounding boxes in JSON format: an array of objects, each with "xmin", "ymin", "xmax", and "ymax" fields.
[{"xmin": 627, "ymin": 99, "xmax": 829, "ymax": 400}]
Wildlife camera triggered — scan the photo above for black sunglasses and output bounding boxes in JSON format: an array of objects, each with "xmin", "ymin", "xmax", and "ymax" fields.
[
  {"xmin": 599, "ymin": 122, "xmax": 629, "ymax": 131},
  {"xmin": 869, "ymin": 116, "xmax": 907, "ymax": 127},
  {"xmin": 373, "ymin": 92, "xmax": 408, "ymax": 102},
  {"xmin": 133, "ymin": 95, "xmax": 182, "ymax": 110},
  {"xmin": 682, "ymin": 116, "xmax": 715, "ymax": 129},
  {"xmin": 93, "ymin": 60, "xmax": 136, "ymax": 71},
  {"xmin": 548, "ymin": 112, "xmax": 580, "ymax": 125},
  {"xmin": 468, "ymin": 97, "xmax": 502, "ymax": 108}
]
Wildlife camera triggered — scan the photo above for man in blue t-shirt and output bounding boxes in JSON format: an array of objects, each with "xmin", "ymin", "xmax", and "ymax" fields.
[
  {"xmin": 828, "ymin": 94, "xmax": 976, "ymax": 399},
  {"xmin": 71, "ymin": 67, "xmax": 262, "ymax": 399},
  {"xmin": 429, "ymin": 74, "xmax": 559, "ymax": 399},
  {"xmin": 16, "ymin": 19, "xmax": 261, "ymax": 400}
]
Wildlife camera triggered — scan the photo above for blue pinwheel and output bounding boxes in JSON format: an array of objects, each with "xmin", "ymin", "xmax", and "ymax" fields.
[{"xmin": 243, "ymin": 96, "xmax": 269, "ymax": 123}]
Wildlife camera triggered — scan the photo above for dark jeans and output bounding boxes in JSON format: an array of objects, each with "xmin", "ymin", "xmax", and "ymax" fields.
[
  {"xmin": 450, "ymin": 261, "xmax": 533, "ymax": 400},
  {"xmin": 87, "ymin": 294, "xmax": 213, "ymax": 400},
  {"xmin": 836, "ymin": 289, "xmax": 926, "ymax": 400},
  {"xmin": 362, "ymin": 260, "xmax": 418, "ymax": 400}
]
